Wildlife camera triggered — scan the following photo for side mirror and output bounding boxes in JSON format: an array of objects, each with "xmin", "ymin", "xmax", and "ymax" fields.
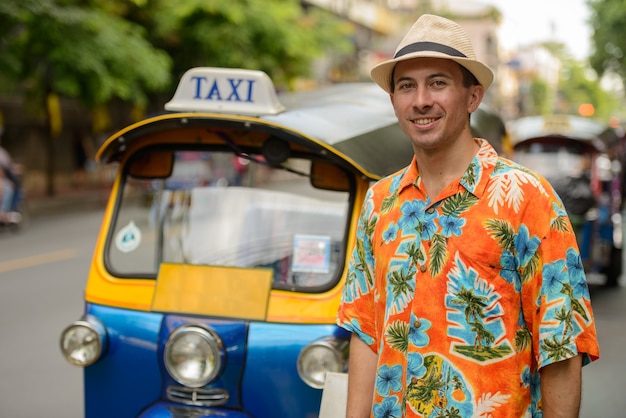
[
  {"xmin": 128, "ymin": 150, "xmax": 174, "ymax": 178},
  {"xmin": 310, "ymin": 161, "xmax": 351, "ymax": 192}
]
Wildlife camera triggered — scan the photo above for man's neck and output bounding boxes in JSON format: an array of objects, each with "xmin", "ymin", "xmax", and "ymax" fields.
[{"xmin": 415, "ymin": 137, "xmax": 479, "ymax": 199}]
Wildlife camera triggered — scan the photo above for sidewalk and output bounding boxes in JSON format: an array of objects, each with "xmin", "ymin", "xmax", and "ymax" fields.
[{"xmin": 23, "ymin": 185, "xmax": 111, "ymax": 220}]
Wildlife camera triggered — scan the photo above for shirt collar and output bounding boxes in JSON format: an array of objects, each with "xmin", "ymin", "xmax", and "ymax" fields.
[{"xmin": 397, "ymin": 138, "xmax": 499, "ymax": 198}]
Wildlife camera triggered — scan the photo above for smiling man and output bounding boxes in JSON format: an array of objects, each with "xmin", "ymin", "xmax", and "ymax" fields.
[{"xmin": 337, "ymin": 14, "xmax": 600, "ymax": 418}]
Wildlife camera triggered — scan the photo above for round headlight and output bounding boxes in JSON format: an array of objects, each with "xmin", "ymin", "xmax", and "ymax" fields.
[
  {"xmin": 297, "ymin": 337, "xmax": 348, "ymax": 389},
  {"xmin": 164, "ymin": 325, "xmax": 223, "ymax": 388},
  {"xmin": 60, "ymin": 318, "xmax": 106, "ymax": 367}
]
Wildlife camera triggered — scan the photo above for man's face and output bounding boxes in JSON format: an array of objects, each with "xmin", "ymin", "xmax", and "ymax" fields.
[{"xmin": 390, "ymin": 57, "xmax": 483, "ymax": 153}]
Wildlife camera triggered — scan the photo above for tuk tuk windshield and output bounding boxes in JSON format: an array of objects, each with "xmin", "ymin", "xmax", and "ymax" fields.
[
  {"xmin": 514, "ymin": 141, "xmax": 591, "ymax": 180},
  {"xmin": 107, "ymin": 149, "xmax": 351, "ymax": 291}
]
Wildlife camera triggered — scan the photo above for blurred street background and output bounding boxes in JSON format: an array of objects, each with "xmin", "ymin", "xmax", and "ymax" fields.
[{"xmin": 2, "ymin": 0, "xmax": 626, "ymax": 417}]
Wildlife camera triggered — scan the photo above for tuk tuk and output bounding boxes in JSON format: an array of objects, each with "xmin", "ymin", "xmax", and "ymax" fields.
[
  {"xmin": 59, "ymin": 67, "xmax": 509, "ymax": 417},
  {"xmin": 508, "ymin": 114, "xmax": 622, "ymax": 286},
  {"xmin": 58, "ymin": 67, "xmax": 407, "ymax": 418}
]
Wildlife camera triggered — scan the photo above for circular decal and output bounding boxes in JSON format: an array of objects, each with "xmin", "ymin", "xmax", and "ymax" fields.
[{"xmin": 115, "ymin": 221, "xmax": 142, "ymax": 253}]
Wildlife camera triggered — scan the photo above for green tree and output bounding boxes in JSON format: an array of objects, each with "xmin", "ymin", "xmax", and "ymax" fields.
[
  {"xmin": 588, "ymin": 0, "xmax": 626, "ymax": 90},
  {"xmin": 0, "ymin": 0, "xmax": 355, "ymax": 195},
  {"xmin": 94, "ymin": 0, "xmax": 355, "ymax": 91},
  {"xmin": 557, "ymin": 59, "xmax": 619, "ymax": 120},
  {"xmin": 0, "ymin": 0, "xmax": 171, "ymax": 195}
]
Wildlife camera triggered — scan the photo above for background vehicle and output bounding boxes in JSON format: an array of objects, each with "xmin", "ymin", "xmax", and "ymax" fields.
[{"xmin": 508, "ymin": 114, "xmax": 622, "ymax": 286}]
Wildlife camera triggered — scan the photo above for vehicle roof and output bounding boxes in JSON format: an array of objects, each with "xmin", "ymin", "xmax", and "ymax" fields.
[
  {"xmin": 98, "ymin": 82, "xmax": 413, "ymax": 179},
  {"xmin": 508, "ymin": 114, "xmax": 607, "ymax": 151},
  {"xmin": 98, "ymin": 67, "xmax": 508, "ymax": 179}
]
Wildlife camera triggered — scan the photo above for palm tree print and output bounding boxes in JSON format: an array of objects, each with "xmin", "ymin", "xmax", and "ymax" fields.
[
  {"xmin": 429, "ymin": 234, "xmax": 447, "ymax": 277},
  {"xmin": 514, "ymin": 327, "xmax": 532, "ymax": 352},
  {"xmin": 386, "ymin": 321, "xmax": 409, "ymax": 353},
  {"xmin": 388, "ymin": 268, "xmax": 415, "ymax": 314},
  {"xmin": 541, "ymin": 335, "xmax": 576, "ymax": 362},
  {"xmin": 469, "ymin": 320, "xmax": 496, "ymax": 351},
  {"xmin": 446, "ymin": 255, "xmax": 511, "ymax": 361},
  {"xmin": 450, "ymin": 286, "xmax": 489, "ymax": 323},
  {"xmin": 404, "ymin": 241, "xmax": 425, "ymax": 271},
  {"xmin": 406, "ymin": 355, "xmax": 474, "ymax": 417}
]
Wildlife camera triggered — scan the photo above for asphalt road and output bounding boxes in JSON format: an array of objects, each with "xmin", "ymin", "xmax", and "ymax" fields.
[{"xmin": 0, "ymin": 208, "xmax": 624, "ymax": 417}]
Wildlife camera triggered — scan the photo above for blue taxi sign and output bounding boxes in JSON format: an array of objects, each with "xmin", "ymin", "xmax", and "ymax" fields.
[{"xmin": 164, "ymin": 67, "xmax": 285, "ymax": 115}]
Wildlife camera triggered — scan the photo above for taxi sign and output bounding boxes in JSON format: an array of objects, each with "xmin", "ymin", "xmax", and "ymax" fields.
[{"xmin": 164, "ymin": 67, "xmax": 285, "ymax": 115}]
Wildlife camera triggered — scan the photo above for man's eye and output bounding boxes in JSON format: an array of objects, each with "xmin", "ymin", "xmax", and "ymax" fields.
[{"xmin": 432, "ymin": 80, "xmax": 447, "ymax": 88}]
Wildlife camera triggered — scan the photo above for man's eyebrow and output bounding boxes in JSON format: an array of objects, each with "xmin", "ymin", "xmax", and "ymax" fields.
[
  {"xmin": 395, "ymin": 72, "xmax": 454, "ymax": 85},
  {"xmin": 427, "ymin": 72, "xmax": 454, "ymax": 80},
  {"xmin": 395, "ymin": 76, "xmax": 414, "ymax": 85}
]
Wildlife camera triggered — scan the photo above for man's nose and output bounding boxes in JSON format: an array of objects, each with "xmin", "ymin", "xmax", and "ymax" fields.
[{"xmin": 411, "ymin": 88, "xmax": 433, "ymax": 110}]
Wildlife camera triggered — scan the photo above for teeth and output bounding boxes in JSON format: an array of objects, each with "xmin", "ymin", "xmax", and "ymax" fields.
[{"xmin": 414, "ymin": 118, "xmax": 435, "ymax": 125}]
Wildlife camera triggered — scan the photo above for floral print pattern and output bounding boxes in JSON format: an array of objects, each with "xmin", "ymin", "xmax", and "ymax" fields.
[{"xmin": 337, "ymin": 139, "xmax": 599, "ymax": 417}]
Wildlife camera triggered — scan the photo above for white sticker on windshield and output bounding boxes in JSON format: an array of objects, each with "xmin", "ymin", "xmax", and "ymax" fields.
[
  {"xmin": 115, "ymin": 221, "xmax": 142, "ymax": 253},
  {"xmin": 292, "ymin": 234, "xmax": 331, "ymax": 273}
]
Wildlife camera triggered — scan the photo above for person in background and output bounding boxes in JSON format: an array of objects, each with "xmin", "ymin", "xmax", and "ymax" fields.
[
  {"xmin": 0, "ymin": 130, "xmax": 23, "ymax": 224},
  {"xmin": 337, "ymin": 14, "xmax": 599, "ymax": 417}
]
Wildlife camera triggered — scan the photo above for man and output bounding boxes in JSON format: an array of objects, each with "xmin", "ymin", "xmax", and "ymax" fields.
[{"xmin": 337, "ymin": 14, "xmax": 599, "ymax": 418}]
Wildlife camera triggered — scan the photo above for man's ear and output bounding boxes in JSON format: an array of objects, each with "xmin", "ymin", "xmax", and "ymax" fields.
[{"xmin": 467, "ymin": 85, "xmax": 484, "ymax": 113}]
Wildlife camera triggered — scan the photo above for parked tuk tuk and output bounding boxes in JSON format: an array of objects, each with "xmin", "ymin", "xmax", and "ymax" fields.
[
  {"xmin": 59, "ymin": 67, "xmax": 509, "ymax": 417},
  {"xmin": 508, "ymin": 114, "xmax": 622, "ymax": 286},
  {"xmin": 58, "ymin": 67, "xmax": 406, "ymax": 418}
]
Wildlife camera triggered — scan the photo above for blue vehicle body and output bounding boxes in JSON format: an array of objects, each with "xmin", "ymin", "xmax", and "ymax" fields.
[{"xmin": 83, "ymin": 303, "xmax": 348, "ymax": 417}]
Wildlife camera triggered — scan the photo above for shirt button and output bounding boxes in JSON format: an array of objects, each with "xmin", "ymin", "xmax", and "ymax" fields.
[
  {"xmin": 426, "ymin": 207, "xmax": 435, "ymax": 214},
  {"xmin": 420, "ymin": 265, "xmax": 427, "ymax": 273}
]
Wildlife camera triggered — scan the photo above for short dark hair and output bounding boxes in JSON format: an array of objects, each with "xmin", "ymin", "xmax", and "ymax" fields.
[{"xmin": 389, "ymin": 62, "xmax": 480, "ymax": 92}]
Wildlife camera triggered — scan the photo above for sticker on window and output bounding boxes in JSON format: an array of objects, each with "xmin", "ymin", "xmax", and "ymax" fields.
[
  {"xmin": 115, "ymin": 221, "xmax": 142, "ymax": 253},
  {"xmin": 292, "ymin": 234, "xmax": 331, "ymax": 273}
]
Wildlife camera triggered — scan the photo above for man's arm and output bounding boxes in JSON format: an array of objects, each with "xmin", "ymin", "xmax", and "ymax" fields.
[
  {"xmin": 346, "ymin": 333, "xmax": 377, "ymax": 418},
  {"xmin": 540, "ymin": 354, "xmax": 583, "ymax": 418}
]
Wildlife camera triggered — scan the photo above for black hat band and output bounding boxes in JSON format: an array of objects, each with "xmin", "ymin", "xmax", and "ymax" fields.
[{"xmin": 395, "ymin": 41, "xmax": 467, "ymax": 59}]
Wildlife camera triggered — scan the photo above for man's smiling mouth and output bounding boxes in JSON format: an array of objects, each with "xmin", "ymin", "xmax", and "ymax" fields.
[{"xmin": 413, "ymin": 118, "xmax": 438, "ymax": 125}]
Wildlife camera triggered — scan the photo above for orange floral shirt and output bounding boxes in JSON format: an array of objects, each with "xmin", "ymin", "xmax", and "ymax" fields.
[{"xmin": 337, "ymin": 139, "xmax": 600, "ymax": 417}]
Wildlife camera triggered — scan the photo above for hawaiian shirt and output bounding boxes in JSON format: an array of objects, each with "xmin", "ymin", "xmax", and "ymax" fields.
[{"xmin": 337, "ymin": 139, "xmax": 600, "ymax": 418}]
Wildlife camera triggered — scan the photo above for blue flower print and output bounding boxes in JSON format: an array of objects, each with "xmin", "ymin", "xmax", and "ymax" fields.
[
  {"xmin": 440, "ymin": 214, "xmax": 465, "ymax": 237},
  {"xmin": 373, "ymin": 395, "xmax": 402, "ymax": 418},
  {"xmin": 500, "ymin": 250, "xmax": 521, "ymax": 292},
  {"xmin": 389, "ymin": 173, "xmax": 402, "ymax": 193},
  {"xmin": 515, "ymin": 225, "xmax": 541, "ymax": 267},
  {"xmin": 344, "ymin": 319, "xmax": 375, "ymax": 346},
  {"xmin": 419, "ymin": 209, "xmax": 438, "ymax": 241},
  {"xmin": 383, "ymin": 222, "xmax": 399, "ymax": 244},
  {"xmin": 398, "ymin": 199, "xmax": 438, "ymax": 240},
  {"xmin": 542, "ymin": 259, "xmax": 567, "ymax": 296},
  {"xmin": 407, "ymin": 352, "xmax": 426, "ymax": 378},
  {"xmin": 376, "ymin": 364, "xmax": 403, "ymax": 396},
  {"xmin": 552, "ymin": 201, "xmax": 567, "ymax": 218},
  {"xmin": 521, "ymin": 366, "xmax": 531, "ymax": 388},
  {"xmin": 408, "ymin": 312, "xmax": 431, "ymax": 347},
  {"xmin": 398, "ymin": 200, "xmax": 425, "ymax": 230},
  {"xmin": 565, "ymin": 248, "xmax": 588, "ymax": 299}
]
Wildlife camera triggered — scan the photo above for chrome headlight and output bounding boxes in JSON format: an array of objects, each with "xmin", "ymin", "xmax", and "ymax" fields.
[
  {"xmin": 297, "ymin": 337, "xmax": 349, "ymax": 389},
  {"xmin": 164, "ymin": 325, "xmax": 223, "ymax": 388},
  {"xmin": 60, "ymin": 316, "xmax": 107, "ymax": 367}
]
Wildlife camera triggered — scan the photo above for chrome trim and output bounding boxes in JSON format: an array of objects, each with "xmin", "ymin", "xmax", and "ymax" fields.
[
  {"xmin": 297, "ymin": 336, "xmax": 349, "ymax": 389},
  {"xmin": 59, "ymin": 315, "xmax": 108, "ymax": 367},
  {"xmin": 166, "ymin": 386, "xmax": 229, "ymax": 407}
]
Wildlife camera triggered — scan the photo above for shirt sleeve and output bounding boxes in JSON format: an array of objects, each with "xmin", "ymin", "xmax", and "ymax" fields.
[
  {"xmin": 521, "ymin": 191, "xmax": 600, "ymax": 370},
  {"xmin": 336, "ymin": 189, "xmax": 378, "ymax": 351}
]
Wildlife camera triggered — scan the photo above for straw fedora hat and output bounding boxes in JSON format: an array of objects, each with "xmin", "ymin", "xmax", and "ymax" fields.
[{"xmin": 370, "ymin": 14, "xmax": 494, "ymax": 93}]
